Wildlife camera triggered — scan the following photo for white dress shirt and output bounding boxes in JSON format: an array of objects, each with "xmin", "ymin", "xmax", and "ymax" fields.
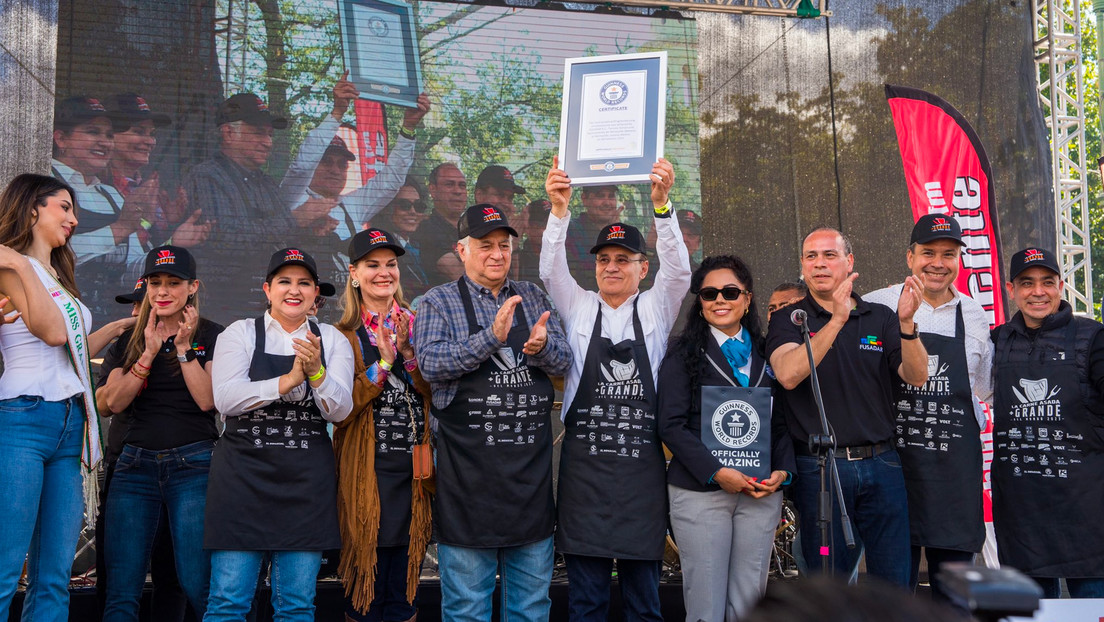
[
  {"xmin": 280, "ymin": 116, "xmax": 414, "ymax": 240},
  {"xmin": 211, "ymin": 313, "xmax": 354, "ymax": 423},
  {"xmin": 863, "ymin": 284, "xmax": 994, "ymax": 426},
  {"xmin": 540, "ymin": 210, "xmax": 692, "ymax": 417},
  {"xmin": 52, "ymin": 159, "xmax": 144, "ymax": 273}
]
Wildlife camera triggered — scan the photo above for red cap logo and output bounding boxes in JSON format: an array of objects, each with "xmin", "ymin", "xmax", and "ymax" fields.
[
  {"xmin": 255, "ymin": 96, "xmax": 268, "ymax": 112},
  {"xmin": 86, "ymin": 98, "xmax": 105, "ymax": 112},
  {"xmin": 285, "ymin": 249, "xmax": 305, "ymax": 262},
  {"xmin": 482, "ymin": 207, "xmax": 502, "ymax": 223},
  {"xmin": 1025, "ymin": 248, "xmax": 1045, "ymax": 262},
  {"xmin": 368, "ymin": 230, "xmax": 387, "ymax": 245},
  {"xmin": 135, "ymin": 97, "xmax": 151, "ymax": 112},
  {"xmin": 133, "ymin": 278, "xmax": 145, "ymax": 291},
  {"xmin": 930, "ymin": 217, "xmax": 951, "ymax": 232},
  {"xmin": 154, "ymin": 249, "xmax": 176, "ymax": 266},
  {"xmin": 607, "ymin": 225, "xmax": 626, "ymax": 240}
]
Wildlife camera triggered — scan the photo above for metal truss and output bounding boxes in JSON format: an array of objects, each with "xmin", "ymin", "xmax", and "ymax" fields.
[
  {"xmin": 591, "ymin": 0, "xmax": 828, "ymax": 17},
  {"xmin": 214, "ymin": 0, "xmax": 255, "ymax": 97},
  {"xmin": 1034, "ymin": 0, "xmax": 1094, "ymax": 314}
]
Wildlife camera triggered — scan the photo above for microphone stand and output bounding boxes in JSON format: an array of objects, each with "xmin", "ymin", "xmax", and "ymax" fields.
[{"xmin": 796, "ymin": 313, "xmax": 856, "ymax": 574}]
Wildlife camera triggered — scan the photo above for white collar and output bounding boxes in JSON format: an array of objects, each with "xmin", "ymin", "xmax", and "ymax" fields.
[
  {"xmin": 51, "ymin": 159, "xmax": 100, "ymax": 188},
  {"xmin": 598, "ymin": 289, "xmax": 640, "ymax": 312},
  {"xmin": 263, "ymin": 310, "xmax": 310, "ymax": 337},
  {"xmin": 710, "ymin": 325, "xmax": 746, "ymax": 348},
  {"xmin": 923, "ymin": 285, "xmax": 963, "ymax": 312}
]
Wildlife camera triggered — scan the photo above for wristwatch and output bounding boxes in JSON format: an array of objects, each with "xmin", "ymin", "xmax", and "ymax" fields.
[
  {"xmin": 900, "ymin": 324, "xmax": 919, "ymax": 340},
  {"xmin": 177, "ymin": 349, "xmax": 197, "ymax": 363}
]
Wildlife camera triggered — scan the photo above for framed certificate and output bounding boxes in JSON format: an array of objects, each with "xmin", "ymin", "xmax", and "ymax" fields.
[
  {"xmin": 338, "ymin": 0, "xmax": 423, "ymax": 109},
  {"xmin": 557, "ymin": 51, "xmax": 667, "ymax": 186}
]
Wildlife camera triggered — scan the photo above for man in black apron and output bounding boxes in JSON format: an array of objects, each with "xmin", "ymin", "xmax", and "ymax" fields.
[
  {"xmin": 542, "ymin": 158, "xmax": 689, "ymax": 620},
  {"xmin": 766, "ymin": 227, "xmax": 930, "ymax": 587},
  {"xmin": 412, "ymin": 204, "xmax": 572, "ymax": 622},
  {"xmin": 991, "ymin": 248, "xmax": 1104, "ymax": 598},
  {"xmin": 863, "ymin": 215, "xmax": 993, "ymax": 603}
]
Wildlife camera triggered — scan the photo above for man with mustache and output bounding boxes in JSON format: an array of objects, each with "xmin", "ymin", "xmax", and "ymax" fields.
[{"xmin": 863, "ymin": 215, "xmax": 992, "ymax": 605}]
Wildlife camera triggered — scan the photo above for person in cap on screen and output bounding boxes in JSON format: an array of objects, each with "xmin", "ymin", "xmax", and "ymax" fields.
[
  {"xmin": 369, "ymin": 180, "xmax": 431, "ymax": 301},
  {"xmin": 106, "ymin": 93, "xmax": 210, "ymax": 251},
  {"xmin": 413, "ymin": 203, "xmax": 571, "ymax": 622},
  {"xmin": 678, "ymin": 208, "xmax": 703, "ymax": 271},
  {"xmin": 281, "ymin": 72, "xmax": 430, "ymax": 271},
  {"xmin": 411, "ymin": 162, "xmax": 469, "ymax": 286},
  {"xmin": 562, "ymin": 184, "xmax": 623, "ymax": 284},
  {"xmin": 332, "ymin": 228, "xmax": 433, "ymax": 622},
  {"xmin": 766, "ymin": 281, "xmax": 807, "ymax": 323},
  {"xmin": 514, "ymin": 198, "xmax": 552, "ymax": 287},
  {"xmin": 542, "ymin": 156, "xmax": 690, "ymax": 621},
  {"xmin": 52, "ymin": 95, "xmax": 156, "ymax": 314},
  {"xmin": 474, "ymin": 165, "xmax": 526, "ymax": 218},
  {"xmin": 989, "ymin": 247, "xmax": 1104, "ymax": 599},
  {"xmin": 96, "ymin": 246, "xmax": 224, "ymax": 621},
  {"xmin": 204, "ymin": 247, "xmax": 353, "ymax": 620}
]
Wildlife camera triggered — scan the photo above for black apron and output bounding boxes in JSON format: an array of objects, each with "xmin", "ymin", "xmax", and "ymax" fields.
[
  {"xmin": 891, "ymin": 305, "xmax": 984, "ymax": 552},
  {"xmin": 431, "ymin": 279, "xmax": 556, "ymax": 548},
  {"xmin": 204, "ymin": 318, "xmax": 341, "ymax": 550},
  {"xmin": 556, "ymin": 301, "xmax": 666, "ymax": 560},
  {"xmin": 355, "ymin": 324, "xmax": 424, "ymax": 546},
  {"xmin": 992, "ymin": 322, "xmax": 1104, "ymax": 576}
]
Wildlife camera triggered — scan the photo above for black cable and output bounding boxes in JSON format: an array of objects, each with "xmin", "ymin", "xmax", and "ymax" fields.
[{"xmin": 824, "ymin": 1, "xmax": 843, "ymax": 231}]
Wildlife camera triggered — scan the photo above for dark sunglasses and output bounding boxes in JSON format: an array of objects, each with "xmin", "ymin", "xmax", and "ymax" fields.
[
  {"xmin": 698, "ymin": 286, "xmax": 749, "ymax": 301},
  {"xmin": 391, "ymin": 198, "xmax": 428, "ymax": 213}
]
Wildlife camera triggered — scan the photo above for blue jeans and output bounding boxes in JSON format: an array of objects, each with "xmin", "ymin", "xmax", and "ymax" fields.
[
  {"xmin": 1032, "ymin": 577, "xmax": 1104, "ymax": 599},
  {"xmin": 103, "ymin": 440, "xmax": 214, "ymax": 621},
  {"xmin": 563, "ymin": 554, "xmax": 662, "ymax": 622},
  {"xmin": 794, "ymin": 449, "xmax": 911, "ymax": 587},
  {"xmin": 0, "ymin": 395, "xmax": 85, "ymax": 621},
  {"xmin": 437, "ymin": 537, "xmax": 553, "ymax": 622},
  {"xmin": 344, "ymin": 545, "xmax": 418, "ymax": 622},
  {"xmin": 203, "ymin": 550, "xmax": 323, "ymax": 622}
]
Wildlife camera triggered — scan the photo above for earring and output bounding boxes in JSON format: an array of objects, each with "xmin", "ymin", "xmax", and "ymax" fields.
[
  {"xmin": 351, "ymin": 279, "xmax": 360, "ymax": 288},
  {"xmin": 744, "ymin": 308, "xmax": 749, "ymax": 317}
]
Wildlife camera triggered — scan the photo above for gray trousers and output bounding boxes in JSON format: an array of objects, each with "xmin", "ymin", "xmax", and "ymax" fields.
[{"xmin": 668, "ymin": 485, "xmax": 782, "ymax": 622}]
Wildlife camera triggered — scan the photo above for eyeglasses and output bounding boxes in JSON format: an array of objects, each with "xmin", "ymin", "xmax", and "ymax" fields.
[
  {"xmin": 595, "ymin": 256, "xmax": 646, "ymax": 267},
  {"xmin": 698, "ymin": 286, "xmax": 750, "ymax": 301},
  {"xmin": 391, "ymin": 198, "xmax": 428, "ymax": 213}
]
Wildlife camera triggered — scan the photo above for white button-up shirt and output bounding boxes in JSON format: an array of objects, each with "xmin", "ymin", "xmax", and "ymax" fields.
[
  {"xmin": 52, "ymin": 159, "xmax": 144, "ymax": 272},
  {"xmin": 211, "ymin": 313, "xmax": 354, "ymax": 423},
  {"xmin": 863, "ymin": 284, "xmax": 994, "ymax": 426},
  {"xmin": 540, "ymin": 210, "xmax": 692, "ymax": 416}
]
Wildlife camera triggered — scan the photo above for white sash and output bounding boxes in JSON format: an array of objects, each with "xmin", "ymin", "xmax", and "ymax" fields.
[{"xmin": 26, "ymin": 257, "xmax": 103, "ymax": 470}]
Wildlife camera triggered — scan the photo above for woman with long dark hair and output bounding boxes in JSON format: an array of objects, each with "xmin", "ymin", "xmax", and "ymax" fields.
[
  {"xmin": 0, "ymin": 173, "xmax": 132, "ymax": 619},
  {"xmin": 657, "ymin": 255, "xmax": 795, "ymax": 622},
  {"xmin": 97, "ymin": 245, "xmax": 223, "ymax": 621},
  {"xmin": 333, "ymin": 228, "xmax": 432, "ymax": 622},
  {"xmin": 204, "ymin": 247, "xmax": 354, "ymax": 622}
]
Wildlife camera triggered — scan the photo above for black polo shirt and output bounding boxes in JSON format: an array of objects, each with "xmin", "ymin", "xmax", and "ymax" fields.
[
  {"xmin": 100, "ymin": 318, "xmax": 224, "ymax": 450},
  {"xmin": 765, "ymin": 293, "xmax": 903, "ymax": 447}
]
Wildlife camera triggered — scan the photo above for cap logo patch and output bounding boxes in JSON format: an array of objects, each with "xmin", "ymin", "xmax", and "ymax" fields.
[
  {"xmin": 87, "ymin": 98, "xmax": 105, "ymax": 111},
  {"xmin": 482, "ymin": 207, "xmax": 502, "ymax": 223},
  {"xmin": 930, "ymin": 217, "xmax": 951, "ymax": 232},
  {"xmin": 135, "ymin": 97, "xmax": 151, "ymax": 111},
  {"xmin": 368, "ymin": 230, "xmax": 388, "ymax": 245},
  {"xmin": 255, "ymin": 97, "xmax": 268, "ymax": 111},
  {"xmin": 285, "ymin": 249, "xmax": 305, "ymax": 262},
  {"xmin": 154, "ymin": 249, "xmax": 176, "ymax": 266},
  {"xmin": 607, "ymin": 225, "xmax": 626, "ymax": 241},
  {"xmin": 1025, "ymin": 249, "xmax": 1045, "ymax": 263},
  {"xmin": 133, "ymin": 278, "xmax": 145, "ymax": 291}
]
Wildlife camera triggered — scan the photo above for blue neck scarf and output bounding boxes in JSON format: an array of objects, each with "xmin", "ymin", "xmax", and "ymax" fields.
[{"xmin": 720, "ymin": 330, "xmax": 751, "ymax": 387}]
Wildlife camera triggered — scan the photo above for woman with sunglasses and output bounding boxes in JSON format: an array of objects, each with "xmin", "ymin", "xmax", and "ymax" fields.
[
  {"xmin": 657, "ymin": 255, "xmax": 795, "ymax": 622},
  {"xmin": 204, "ymin": 248, "xmax": 353, "ymax": 621},
  {"xmin": 369, "ymin": 181, "xmax": 430, "ymax": 301},
  {"xmin": 96, "ymin": 245, "xmax": 223, "ymax": 621},
  {"xmin": 333, "ymin": 228, "xmax": 432, "ymax": 622}
]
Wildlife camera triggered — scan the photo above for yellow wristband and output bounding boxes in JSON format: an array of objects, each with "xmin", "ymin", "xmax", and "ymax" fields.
[
  {"xmin": 654, "ymin": 200, "xmax": 672, "ymax": 216},
  {"xmin": 378, "ymin": 359, "xmax": 393, "ymax": 372},
  {"xmin": 308, "ymin": 365, "xmax": 326, "ymax": 382}
]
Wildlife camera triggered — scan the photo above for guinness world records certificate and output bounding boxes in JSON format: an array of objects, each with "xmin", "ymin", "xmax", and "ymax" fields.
[{"xmin": 558, "ymin": 52, "xmax": 667, "ymax": 186}]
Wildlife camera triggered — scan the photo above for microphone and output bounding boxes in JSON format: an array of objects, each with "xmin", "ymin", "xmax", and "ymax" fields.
[{"xmin": 790, "ymin": 308, "xmax": 807, "ymax": 327}]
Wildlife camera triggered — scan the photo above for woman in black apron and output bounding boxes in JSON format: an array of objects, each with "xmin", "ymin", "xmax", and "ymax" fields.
[
  {"xmin": 332, "ymin": 229, "xmax": 433, "ymax": 622},
  {"xmin": 97, "ymin": 245, "xmax": 223, "ymax": 621},
  {"xmin": 204, "ymin": 248, "xmax": 355, "ymax": 622},
  {"xmin": 657, "ymin": 255, "xmax": 795, "ymax": 622}
]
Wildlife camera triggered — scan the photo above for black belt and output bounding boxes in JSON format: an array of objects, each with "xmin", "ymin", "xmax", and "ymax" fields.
[{"xmin": 797, "ymin": 440, "xmax": 894, "ymax": 461}]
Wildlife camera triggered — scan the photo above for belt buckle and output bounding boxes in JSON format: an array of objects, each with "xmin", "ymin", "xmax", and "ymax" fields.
[{"xmin": 844, "ymin": 446, "xmax": 862, "ymax": 461}]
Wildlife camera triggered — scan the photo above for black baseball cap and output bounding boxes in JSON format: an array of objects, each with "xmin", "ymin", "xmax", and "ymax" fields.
[
  {"xmin": 266, "ymin": 248, "xmax": 336, "ymax": 296},
  {"xmin": 110, "ymin": 93, "xmax": 171, "ymax": 128},
  {"xmin": 54, "ymin": 96, "xmax": 112, "ymax": 130},
  {"xmin": 475, "ymin": 165, "xmax": 526, "ymax": 195},
  {"xmin": 911, "ymin": 214, "xmax": 965, "ymax": 246},
  {"xmin": 349, "ymin": 228, "xmax": 406, "ymax": 263},
  {"xmin": 457, "ymin": 203, "xmax": 519, "ymax": 240},
  {"xmin": 142, "ymin": 245, "xmax": 196, "ymax": 280},
  {"xmin": 590, "ymin": 222, "xmax": 647, "ymax": 255},
  {"xmin": 1009, "ymin": 247, "xmax": 1061, "ymax": 281},
  {"xmin": 678, "ymin": 209, "xmax": 702, "ymax": 235},
  {"xmin": 115, "ymin": 278, "xmax": 147, "ymax": 304},
  {"xmin": 324, "ymin": 135, "xmax": 356, "ymax": 162},
  {"xmin": 216, "ymin": 93, "xmax": 288, "ymax": 129}
]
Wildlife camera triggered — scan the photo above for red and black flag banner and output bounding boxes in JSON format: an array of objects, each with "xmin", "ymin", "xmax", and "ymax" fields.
[{"xmin": 885, "ymin": 84, "xmax": 1006, "ymax": 328}]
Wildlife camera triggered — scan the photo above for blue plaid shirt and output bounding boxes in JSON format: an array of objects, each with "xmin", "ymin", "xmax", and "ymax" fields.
[{"xmin": 413, "ymin": 276, "xmax": 572, "ymax": 409}]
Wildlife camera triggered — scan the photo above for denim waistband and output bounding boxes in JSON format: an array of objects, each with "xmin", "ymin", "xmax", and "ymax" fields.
[{"xmin": 120, "ymin": 438, "xmax": 216, "ymax": 461}]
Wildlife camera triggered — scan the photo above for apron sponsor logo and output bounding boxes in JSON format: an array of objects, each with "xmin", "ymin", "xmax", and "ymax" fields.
[
  {"xmin": 908, "ymin": 355, "xmax": 952, "ymax": 395},
  {"xmin": 488, "ymin": 348, "xmax": 534, "ymax": 387},
  {"xmin": 597, "ymin": 359, "xmax": 645, "ymax": 398},
  {"xmin": 1010, "ymin": 377, "xmax": 1062, "ymax": 421},
  {"xmin": 710, "ymin": 400, "xmax": 761, "ymax": 449}
]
